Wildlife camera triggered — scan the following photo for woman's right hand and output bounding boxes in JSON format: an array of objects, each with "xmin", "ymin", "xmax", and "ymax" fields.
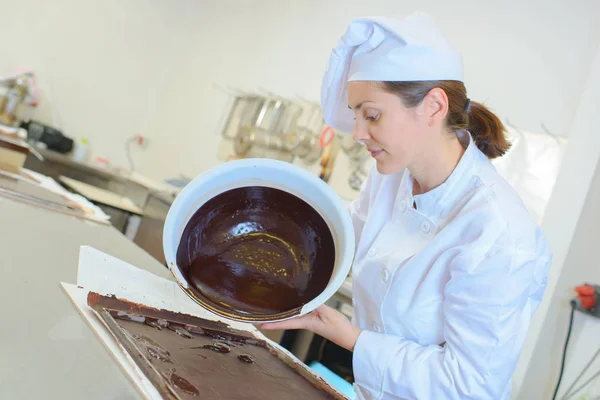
[{"xmin": 261, "ymin": 304, "xmax": 361, "ymax": 352}]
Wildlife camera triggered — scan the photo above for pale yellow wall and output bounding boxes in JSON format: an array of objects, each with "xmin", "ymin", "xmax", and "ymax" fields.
[{"xmin": 2, "ymin": 0, "xmax": 599, "ymax": 199}]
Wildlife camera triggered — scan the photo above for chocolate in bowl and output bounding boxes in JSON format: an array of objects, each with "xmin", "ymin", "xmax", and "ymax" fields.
[{"xmin": 175, "ymin": 186, "xmax": 335, "ymax": 321}]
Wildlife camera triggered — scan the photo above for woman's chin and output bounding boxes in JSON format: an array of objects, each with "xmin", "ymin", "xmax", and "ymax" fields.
[{"xmin": 375, "ymin": 159, "xmax": 404, "ymax": 175}]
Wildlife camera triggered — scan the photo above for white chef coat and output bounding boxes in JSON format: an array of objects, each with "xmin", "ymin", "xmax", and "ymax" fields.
[{"xmin": 349, "ymin": 130, "xmax": 551, "ymax": 400}]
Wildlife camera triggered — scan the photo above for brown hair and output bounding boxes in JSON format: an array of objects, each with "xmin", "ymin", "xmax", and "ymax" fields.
[{"xmin": 380, "ymin": 81, "xmax": 510, "ymax": 159}]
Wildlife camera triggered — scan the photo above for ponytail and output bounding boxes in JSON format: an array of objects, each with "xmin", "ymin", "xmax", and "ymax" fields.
[
  {"xmin": 466, "ymin": 101, "xmax": 510, "ymax": 159},
  {"xmin": 381, "ymin": 81, "xmax": 511, "ymax": 159}
]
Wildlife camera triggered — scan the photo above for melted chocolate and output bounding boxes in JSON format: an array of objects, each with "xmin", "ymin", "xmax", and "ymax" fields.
[
  {"xmin": 238, "ymin": 354, "xmax": 254, "ymax": 363},
  {"xmin": 147, "ymin": 346, "xmax": 172, "ymax": 363},
  {"xmin": 170, "ymin": 373, "xmax": 199, "ymax": 396},
  {"xmin": 88, "ymin": 293, "xmax": 342, "ymax": 399},
  {"xmin": 175, "ymin": 186, "xmax": 336, "ymax": 318},
  {"xmin": 199, "ymin": 342, "xmax": 231, "ymax": 353},
  {"xmin": 145, "ymin": 319, "xmax": 163, "ymax": 330},
  {"xmin": 140, "ymin": 336, "xmax": 164, "ymax": 349},
  {"xmin": 87, "ymin": 292, "xmax": 256, "ymax": 342},
  {"xmin": 168, "ymin": 325, "xmax": 193, "ymax": 339}
]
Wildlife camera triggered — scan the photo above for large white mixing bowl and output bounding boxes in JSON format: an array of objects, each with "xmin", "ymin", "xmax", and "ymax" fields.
[{"xmin": 163, "ymin": 158, "xmax": 355, "ymax": 323}]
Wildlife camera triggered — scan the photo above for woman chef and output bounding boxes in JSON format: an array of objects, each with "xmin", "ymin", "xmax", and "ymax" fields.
[{"xmin": 263, "ymin": 13, "xmax": 552, "ymax": 400}]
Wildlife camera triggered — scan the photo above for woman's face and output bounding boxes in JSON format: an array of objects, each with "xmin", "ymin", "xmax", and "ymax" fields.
[{"xmin": 347, "ymin": 81, "xmax": 427, "ymax": 175}]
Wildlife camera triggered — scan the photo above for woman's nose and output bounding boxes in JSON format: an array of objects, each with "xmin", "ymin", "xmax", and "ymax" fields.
[{"xmin": 352, "ymin": 120, "xmax": 370, "ymax": 142}]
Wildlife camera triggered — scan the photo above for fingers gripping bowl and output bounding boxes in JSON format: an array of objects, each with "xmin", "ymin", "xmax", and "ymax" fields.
[{"xmin": 163, "ymin": 158, "xmax": 355, "ymax": 323}]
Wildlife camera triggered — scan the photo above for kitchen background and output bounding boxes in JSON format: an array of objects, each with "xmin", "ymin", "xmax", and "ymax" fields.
[{"xmin": 1, "ymin": 0, "xmax": 600, "ymax": 398}]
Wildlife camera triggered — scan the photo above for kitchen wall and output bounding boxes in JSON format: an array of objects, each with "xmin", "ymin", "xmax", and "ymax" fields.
[
  {"xmin": 2, "ymin": 0, "xmax": 599, "ymax": 197},
  {"xmin": 519, "ymin": 160, "xmax": 600, "ymax": 398},
  {"xmin": 513, "ymin": 43, "xmax": 600, "ymax": 398},
  {"xmin": 0, "ymin": 1, "xmax": 195, "ymax": 175}
]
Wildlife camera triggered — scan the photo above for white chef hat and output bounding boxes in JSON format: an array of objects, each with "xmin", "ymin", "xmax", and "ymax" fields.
[{"xmin": 320, "ymin": 13, "xmax": 464, "ymax": 134}]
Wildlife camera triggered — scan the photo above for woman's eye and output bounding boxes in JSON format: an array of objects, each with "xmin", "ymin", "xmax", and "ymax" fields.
[{"xmin": 366, "ymin": 115, "xmax": 378, "ymax": 121}]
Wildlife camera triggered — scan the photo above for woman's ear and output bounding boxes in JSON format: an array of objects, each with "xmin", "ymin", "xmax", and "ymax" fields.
[{"xmin": 423, "ymin": 88, "xmax": 449, "ymax": 127}]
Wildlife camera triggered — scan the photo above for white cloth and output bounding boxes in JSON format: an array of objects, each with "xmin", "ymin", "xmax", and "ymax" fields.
[
  {"xmin": 491, "ymin": 125, "xmax": 568, "ymax": 224},
  {"xmin": 349, "ymin": 130, "xmax": 551, "ymax": 400},
  {"xmin": 321, "ymin": 13, "xmax": 463, "ymax": 134}
]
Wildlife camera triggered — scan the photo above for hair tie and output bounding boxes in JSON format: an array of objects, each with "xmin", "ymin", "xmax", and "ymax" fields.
[{"xmin": 464, "ymin": 98, "xmax": 471, "ymax": 112}]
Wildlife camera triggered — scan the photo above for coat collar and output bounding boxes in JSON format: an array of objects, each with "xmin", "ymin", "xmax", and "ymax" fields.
[{"xmin": 400, "ymin": 130, "xmax": 479, "ymax": 219}]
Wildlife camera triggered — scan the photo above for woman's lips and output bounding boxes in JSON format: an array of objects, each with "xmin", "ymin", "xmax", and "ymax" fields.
[{"xmin": 368, "ymin": 148, "xmax": 383, "ymax": 158}]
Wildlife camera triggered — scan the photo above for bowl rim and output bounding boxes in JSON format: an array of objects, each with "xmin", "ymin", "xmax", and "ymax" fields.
[{"xmin": 162, "ymin": 158, "xmax": 355, "ymax": 323}]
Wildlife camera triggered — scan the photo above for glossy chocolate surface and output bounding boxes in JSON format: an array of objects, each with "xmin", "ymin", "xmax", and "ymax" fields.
[
  {"xmin": 88, "ymin": 293, "xmax": 341, "ymax": 399},
  {"xmin": 176, "ymin": 186, "xmax": 335, "ymax": 319}
]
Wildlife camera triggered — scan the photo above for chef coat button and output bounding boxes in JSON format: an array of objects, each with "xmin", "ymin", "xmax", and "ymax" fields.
[
  {"xmin": 420, "ymin": 221, "xmax": 431, "ymax": 235},
  {"xmin": 399, "ymin": 200, "xmax": 408, "ymax": 213},
  {"xmin": 368, "ymin": 247, "xmax": 377, "ymax": 257},
  {"xmin": 373, "ymin": 323, "xmax": 381, "ymax": 333},
  {"xmin": 381, "ymin": 268, "xmax": 390, "ymax": 282}
]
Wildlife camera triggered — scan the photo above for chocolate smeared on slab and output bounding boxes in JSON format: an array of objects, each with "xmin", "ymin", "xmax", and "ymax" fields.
[
  {"xmin": 238, "ymin": 354, "xmax": 254, "ymax": 364},
  {"xmin": 87, "ymin": 292, "xmax": 343, "ymax": 399},
  {"xmin": 170, "ymin": 373, "xmax": 199, "ymax": 397}
]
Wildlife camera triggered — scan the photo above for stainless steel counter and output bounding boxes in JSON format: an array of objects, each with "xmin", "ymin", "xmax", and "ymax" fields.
[
  {"xmin": 133, "ymin": 190, "xmax": 175, "ymax": 265},
  {"xmin": 23, "ymin": 149, "xmax": 180, "ymax": 258},
  {"xmin": 0, "ymin": 196, "xmax": 172, "ymax": 399},
  {"xmin": 0, "ymin": 170, "xmax": 356, "ymax": 398},
  {"xmin": 24, "ymin": 149, "xmax": 152, "ymax": 207}
]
